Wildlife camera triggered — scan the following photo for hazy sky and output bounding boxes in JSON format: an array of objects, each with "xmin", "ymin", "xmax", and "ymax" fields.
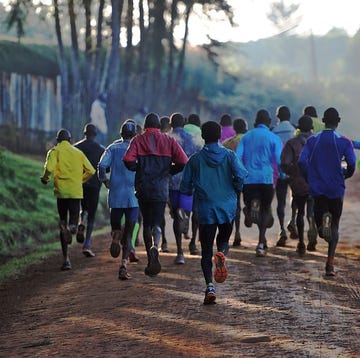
[
  {"xmin": 1, "ymin": 0, "xmax": 359, "ymax": 45},
  {"xmin": 188, "ymin": 0, "xmax": 360, "ymax": 45}
]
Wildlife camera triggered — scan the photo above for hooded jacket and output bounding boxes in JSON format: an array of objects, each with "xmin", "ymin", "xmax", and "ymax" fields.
[{"xmin": 180, "ymin": 143, "xmax": 248, "ymax": 225}]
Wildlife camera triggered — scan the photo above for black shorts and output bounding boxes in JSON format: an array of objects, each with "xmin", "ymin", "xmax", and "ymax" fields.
[{"xmin": 243, "ymin": 184, "xmax": 274, "ymax": 210}]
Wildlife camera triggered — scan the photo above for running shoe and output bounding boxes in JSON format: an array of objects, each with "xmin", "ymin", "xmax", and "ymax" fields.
[
  {"xmin": 174, "ymin": 253, "xmax": 185, "ymax": 265},
  {"xmin": 129, "ymin": 251, "xmax": 140, "ymax": 263},
  {"xmin": 118, "ymin": 266, "xmax": 131, "ymax": 280},
  {"xmin": 189, "ymin": 241, "xmax": 199, "ymax": 255},
  {"xmin": 61, "ymin": 260, "xmax": 72, "ymax": 271},
  {"xmin": 322, "ymin": 213, "xmax": 332, "ymax": 242},
  {"xmin": 82, "ymin": 247, "xmax": 95, "ymax": 257},
  {"xmin": 232, "ymin": 232, "xmax": 241, "ymax": 247},
  {"xmin": 147, "ymin": 246, "xmax": 161, "ymax": 276},
  {"xmin": 177, "ymin": 208, "xmax": 190, "ymax": 235},
  {"xmin": 214, "ymin": 252, "xmax": 228, "ymax": 283},
  {"xmin": 287, "ymin": 220, "xmax": 298, "ymax": 239},
  {"xmin": 296, "ymin": 242, "xmax": 306, "ymax": 255},
  {"xmin": 325, "ymin": 264, "xmax": 336, "ymax": 277},
  {"xmin": 267, "ymin": 207, "xmax": 274, "ymax": 228},
  {"xmin": 203, "ymin": 284, "xmax": 216, "ymax": 305},
  {"xmin": 110, "ymin": 230, "xmax": 121, "ymax": 258},
  {"xmin": 255, "ymin": 243, "xmax": 267, "ymax": 257},
  {"xmin": 250, "ymin": 199, "xmax": 260, "ymax": 224},
  {"xmin": 160, "ymin": 242, "xmax": 170, "ymax": 253},
  {"xmin": 76, "ymin": 224, "xmax": 85, "ymax": 243},
  {"xmin": 60, "ymin": 222, "xmax": 72, "ymax": 245},
  {"xmin": 307, "ymin": 218, "xmax": 317, "ymax": 250},
  {"xmin": 307, "ymin": 240, "xmax": 317, "ymax": 252},
  {"xmin": 276, "ymin": 230, "xmax": 287, "ymax": 247},
  {"xmin": 243, "ymin": 206, "xmax": 252, "ymax": 228}
]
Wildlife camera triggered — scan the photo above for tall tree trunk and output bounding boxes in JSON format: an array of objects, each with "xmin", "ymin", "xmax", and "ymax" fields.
[
  {"xmin": 67, "ymin": 0, "xmax": 82, "ymax": 134},
  {"xmin": 136, "ymin": 0, "xmax": 149, "ymax": 111},
  {"xmin": 150, "ymin": 0, "xmax": 166, "ymax": 106},
  {"xmin": 91, "ymin": 0, "xmax": 105, "ymax": 98},
  {"xmin": 53, "ymin": 0, "xmax": 69, "ymax": 129},
  {"xmin": 175, "ymin": 2, "xmax": 192, "ymax": 92},
  {"xmin": 122, "ymin": 0, "xmax": 134, "ymax": 116},
  {"xmin": 107, "ymin": 0, "xmax": 124, "ymax": 136},
  {"xmin": 83, "ymin": 0, "xmax": 92, "ymax": 116},
  {"xmin": 167, "ymin": 0, "xmax": 178, "ymax": 93}
]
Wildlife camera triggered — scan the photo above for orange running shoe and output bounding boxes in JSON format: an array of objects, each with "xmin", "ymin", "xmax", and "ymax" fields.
[{"xmin": 214, "ymin": 252, "xmax": 228, "ymax": 283}]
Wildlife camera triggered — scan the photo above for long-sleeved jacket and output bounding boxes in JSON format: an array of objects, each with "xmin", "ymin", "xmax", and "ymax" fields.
[
  {"xmin": 98, "ymin": 138, "xmax": 138, "ymax": 209},
  {"xmin": 41, "ymin": 141, "xmax": 95, "ymax": 198},
  {"xmin": 169, "ymin": 127, "xmax": 201, "ymax": 191},
  {"xmin": 280, "ymin": 132, "xmax": 311, "ymax": 196},
  {"xmin": 298, "ymin": 129, "xmax": 356, "ymax": 198},
  {"xmin": 123, "ymin": 128, "xmax": 188, "ymax": 202},
  {"xmin": 180, "ymin": 143, "xmax": 248, "ymax": 225},
  {"xmin": 74, "ymin": 138, "xmax": 105, "ymax": 190},
  {"xmin": 236, "ymin": 124, "xmax": 283, "ymax": 185}
]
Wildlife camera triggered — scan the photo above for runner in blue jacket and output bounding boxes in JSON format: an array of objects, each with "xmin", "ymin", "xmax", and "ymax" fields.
[
  {"xmin": 298, "ymin": 107, "xmax": 356, "ymax": 276},
  {"xmin": 180, "ymin": 121, "xmax": 248, "ymax": 305}
]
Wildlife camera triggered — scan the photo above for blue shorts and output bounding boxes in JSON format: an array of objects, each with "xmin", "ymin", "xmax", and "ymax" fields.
[{"xmin": 169, "ymin": 190, "xmax": 193, "ymax": 211}]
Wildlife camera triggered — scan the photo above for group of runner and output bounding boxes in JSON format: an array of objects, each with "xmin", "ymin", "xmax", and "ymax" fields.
[{"xmin": 40, "ymin": 105, "xmax": 357, "ymax": 305}]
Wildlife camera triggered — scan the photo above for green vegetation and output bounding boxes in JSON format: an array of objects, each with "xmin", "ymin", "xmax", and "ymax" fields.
[{"xmin": 0, "ymin": 147, "xmax": 58, "ymax": 255}]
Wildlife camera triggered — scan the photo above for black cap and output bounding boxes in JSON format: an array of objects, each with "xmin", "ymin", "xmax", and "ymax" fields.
[
  {"xmin": 201, "ymin": 121, "xmax": 221, "ymax": 143},
  {"xmin": 144, "ymin": 112, "xmax": 160, "ymax": 129},
  {"xmin": 121, "ymin": 119, "xmax": 137, "ymax": 137},
  {"xmin": 56, "ymin": 129, "xmax": 71, "ymax": 142}
]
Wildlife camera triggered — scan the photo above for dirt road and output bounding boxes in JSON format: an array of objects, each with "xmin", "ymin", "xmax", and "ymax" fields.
[{"xmin": 1, "ymin": 175, "xmax": 360, "ymax": 357}]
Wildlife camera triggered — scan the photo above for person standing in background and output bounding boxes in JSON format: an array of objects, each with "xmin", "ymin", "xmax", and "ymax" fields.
[
  {"xmin": 74, "ymin": 124, "xmax": 105, "ymax": 258},
  {"xmin": 90, "ymin": 93, "xmax": 108, "ymax": 145},
  {"xmin": 41, "ymin": 129, "xmax": 95, "ymax": 270}
]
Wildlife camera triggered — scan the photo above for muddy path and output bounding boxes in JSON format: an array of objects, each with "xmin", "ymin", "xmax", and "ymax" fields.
[{"xmin": 1, "ymin": 174, "xmax": 360, "ymax": 357}]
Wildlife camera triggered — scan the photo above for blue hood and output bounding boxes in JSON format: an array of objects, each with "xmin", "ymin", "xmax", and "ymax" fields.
[{"xmin": 200, "ymin": 143, "xmax": 227, "ymax": 167}]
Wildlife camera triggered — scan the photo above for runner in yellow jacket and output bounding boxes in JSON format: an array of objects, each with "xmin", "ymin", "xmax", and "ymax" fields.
[{"xmin": 41, "ymin": 129, "xmax": 95, "ymax": 271}]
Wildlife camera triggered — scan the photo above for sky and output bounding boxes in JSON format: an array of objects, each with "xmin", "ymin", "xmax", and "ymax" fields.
[
  {"xmin": 188, "ymin": 0, "xmax": 360, "ymax": 45},
  {"xmin": 1, "ymin": 0, "xmax": 359, "ymax": 46}
]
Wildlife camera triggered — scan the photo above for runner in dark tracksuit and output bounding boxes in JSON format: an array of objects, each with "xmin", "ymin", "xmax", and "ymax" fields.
[
  {"xmin": 123, "ymin": 112, "xmax": 188, "ymax": 277},
  {"xmin": 74, "ymin": 124, "xmax": 105, "ymax": 257},
  {"xmin": 280, "ymin": 115, "xmax": 317, "ymax": 255}
]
